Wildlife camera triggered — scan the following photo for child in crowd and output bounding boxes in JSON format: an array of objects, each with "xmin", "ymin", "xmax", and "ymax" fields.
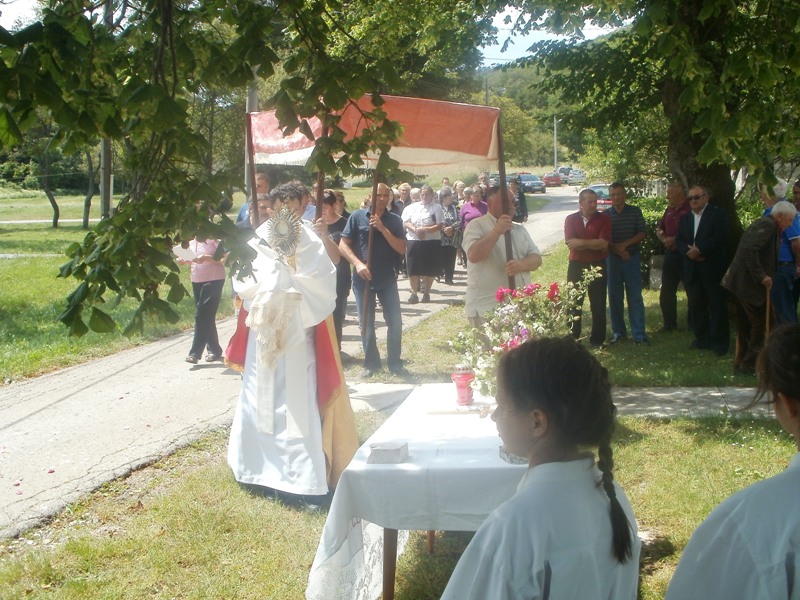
[
  {"xmin": 441, "ymin": 337, "xmax": 640, "ymax": 599},
  {"xmin": 667, "ymin": 324, "xmax": 800, "ymax": 599}
]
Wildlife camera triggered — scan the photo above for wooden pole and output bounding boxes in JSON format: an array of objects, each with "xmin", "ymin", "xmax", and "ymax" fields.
[
  {"xmin": 495, "ymin": 113, "xmax": 515, "ymax": 289},
  {"xmin": 245, "ymin": 114, "xmax": 260, "ymax": 228},
  {"xmin": 361, "ymin": 170, "xmax": 380, "ymax": 339},
  {"xmin": 314, "ymin": 123, "xmax": 329, "ymax": 222}
]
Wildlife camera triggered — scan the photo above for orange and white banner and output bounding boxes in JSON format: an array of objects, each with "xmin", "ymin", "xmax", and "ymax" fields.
[{"xmin": 249, "ymin": 95, "xmax": 500, "ymax": 174}]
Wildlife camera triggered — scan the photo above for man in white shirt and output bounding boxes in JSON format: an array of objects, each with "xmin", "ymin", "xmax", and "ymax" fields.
[{"xmin": 462, "ymin": 184, "xmax": 542, "ymax": 326}]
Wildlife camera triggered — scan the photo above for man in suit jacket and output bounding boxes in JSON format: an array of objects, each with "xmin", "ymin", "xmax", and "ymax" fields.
[
  {"xmin": 721, "ymin": 201, "xmax": 797, "ymax": 374},
  {"xmin": 676, "ymin": 185, "xmax": 730, "ymax": 356}
]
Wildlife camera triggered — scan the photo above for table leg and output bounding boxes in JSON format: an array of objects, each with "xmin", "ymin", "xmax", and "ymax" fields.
[
  {"xmin": 383, "ymin": 528, "xmax": 398, "ymax": 600},
  {"xmin": 427, "ymin": 530, "xmax": 435, "ymax": 553}
]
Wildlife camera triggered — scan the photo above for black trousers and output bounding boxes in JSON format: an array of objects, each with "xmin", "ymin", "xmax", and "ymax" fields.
[
  {"xmin": 732, "ymin": 298, "xmax": 767, "ymax": 371},
  {"xmin": 189, "ymin": 279, "xmax": 225, "ymax": 359},
  {"xmin": 567, "ymin": 260, "xmax": 607, "ymax": 346},
  {"xmin": 440, "ymin": 245, "xmax": 458, "ymax": 282},
  {"xmin": 659, "ymin": 251, "xmax": 687, "ymax": 330},
  {"xmin": 685, "ymin": 273, "xmax": 729, "ymax": 354}
]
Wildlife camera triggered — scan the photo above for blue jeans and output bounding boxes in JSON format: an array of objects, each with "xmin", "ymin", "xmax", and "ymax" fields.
[
  {"xmin": 351, "ymin": 276, "xmax": 403, "ymax": 370},
  {"xmin": 607, "ymin": 251, "xmax": 646, "ymax": 340},
  {"xmin": 771, "ymin": 264, "xmax": 798, "ymax": 325}
]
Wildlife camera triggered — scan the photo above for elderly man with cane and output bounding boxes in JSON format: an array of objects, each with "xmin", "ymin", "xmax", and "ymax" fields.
[{"xmin": 722, "ymin": 200, "xmax": 797, "ymax": 375}]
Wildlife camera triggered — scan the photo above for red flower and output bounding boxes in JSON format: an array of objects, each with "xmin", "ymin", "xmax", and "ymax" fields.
[
  {"xmin": 547, "ymin": 282, "xmax": 560, "ymax": 301},
  {"xmin": 496, "ymin": 287, "xmax": 511, "ymax": 302},
  {"xmin": 523, "ymin": 283, "xmax": 536, "ymax": 295}
]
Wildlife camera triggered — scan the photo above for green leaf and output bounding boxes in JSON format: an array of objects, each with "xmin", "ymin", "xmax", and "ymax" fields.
[
  {"xmin": 89, "ymin": 307, "xmax": 117, "ymax": 333},
  {"xmin": 67, "ymin": 281, "xmax": 89, "ymax": 305},
  {"xmin": 0, "ymin": 108, "xmax": 23, "ymax": 147},
  {"xmin": 123, "ymin": 311, "xmax": 144, "ymax": 338},
  {"xmin": 166, "ymin": 283, "xmax": 187, "ymax": 304},
  {"xmin": 69, "ymin": 316, "xmax": 89, "ymax": 338},
  {"xmin": 153, "ymin": 298, "xmax": 181, "ymax": 324}
]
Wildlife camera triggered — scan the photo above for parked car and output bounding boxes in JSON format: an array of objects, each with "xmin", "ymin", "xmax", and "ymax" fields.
[
  {"xmin": 568, "ymin": 169, "xmax": 586, "ymax": 184},
  {"xmin": 542, "ymin": 172, "xmax": 562, "ymax": 186},
  {"xmin": 588, "ymin": 183, "xmax": 611, "ymax": 207},
  {"xmin": 518, "ymin": 174, "xmax": 546, "ymax": 194},
  {"xmin": 557, "ymin": 166, "xmax": 572, "ymax": 180}
]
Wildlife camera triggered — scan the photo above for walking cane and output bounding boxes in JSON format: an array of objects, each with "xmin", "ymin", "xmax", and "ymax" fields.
[{"xmin": 765, "ymin": 286, "xmax": 772, "ymax": 338}]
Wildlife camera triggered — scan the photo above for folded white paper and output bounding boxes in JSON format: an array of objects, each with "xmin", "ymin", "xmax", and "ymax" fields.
[{"xmin": 367, "ymin": 441, "xmax": 408, "ymax": 464}]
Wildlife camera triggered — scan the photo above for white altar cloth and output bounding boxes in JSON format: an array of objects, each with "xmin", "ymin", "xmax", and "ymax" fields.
[{"xmin": 305, "ymin": 382, "xmax": 527, "ymax": 600}]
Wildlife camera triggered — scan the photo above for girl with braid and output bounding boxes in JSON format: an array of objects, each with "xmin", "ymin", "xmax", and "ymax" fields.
[
  {"xmin": 441, "ymin": 337, "xmax": 640, "ymax": 600},
  {"xmin": 667, "ymin": 324, "xmax": 800, "ymax": 599}
]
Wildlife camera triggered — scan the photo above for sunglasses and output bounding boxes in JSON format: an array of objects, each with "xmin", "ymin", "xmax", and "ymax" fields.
[{"xmin": 687, "ymin": 194, "xmax": 705, "ymax": 201}]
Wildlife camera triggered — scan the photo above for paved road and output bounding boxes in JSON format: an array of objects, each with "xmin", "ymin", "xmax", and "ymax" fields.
[{"xmin": 0, "ymin": 194, "xmax": 763, "ymax": 539}]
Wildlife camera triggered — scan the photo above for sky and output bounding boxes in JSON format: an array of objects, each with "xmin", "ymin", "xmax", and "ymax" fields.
[
  {"xmin": 0, "ymin": 0, "xmax": 36, "ymax": 29},
  {"xmin": 482, "ymin": 8, "xmax": 612, "ymax": 67}
]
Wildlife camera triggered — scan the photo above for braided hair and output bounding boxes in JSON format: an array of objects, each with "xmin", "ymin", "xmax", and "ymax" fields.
[{"xmin": 497, "ymin": 336, "xmax": 634, "ymax": 563}]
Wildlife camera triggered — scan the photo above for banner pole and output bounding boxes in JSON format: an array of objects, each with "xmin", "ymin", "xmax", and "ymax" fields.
[{"xmin": 495, "ymin": 112, "xmax": 515, "ymax": 289}]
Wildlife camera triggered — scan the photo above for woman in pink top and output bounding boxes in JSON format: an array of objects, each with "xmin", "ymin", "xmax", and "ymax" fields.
[{"xmin": 184, "ymin": 238, "xmax": 226, "ymax": 364}]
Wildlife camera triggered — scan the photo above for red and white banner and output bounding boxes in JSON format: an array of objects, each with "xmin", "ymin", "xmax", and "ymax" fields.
[{"xmin": 249, "ymin": 95, "xmax": 500, "ymax": 174}]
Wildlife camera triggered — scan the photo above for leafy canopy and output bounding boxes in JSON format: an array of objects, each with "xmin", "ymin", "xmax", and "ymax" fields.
[
  {"xmin": 506, "ymin": 0, "xmax": 800, "ymax": 195},
  {"xmin": 0, "ymin": 0, "xmax": 495, "ymax": 335}
]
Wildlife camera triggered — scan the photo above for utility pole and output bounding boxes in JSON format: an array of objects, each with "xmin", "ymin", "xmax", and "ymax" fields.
[
  {"xmin": 553, "ymin": 115, "xmax": 558, "ymax": 171},
  {"xmin": 99, "ymin": 1, "xmax": 113, "ymax": 219}
]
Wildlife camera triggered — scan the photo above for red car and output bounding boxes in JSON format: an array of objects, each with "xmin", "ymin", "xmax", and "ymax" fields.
[
  {"xmin": 588, "ymin": 183, "xmax": 612, "ymax": 207},
  {"xmin": 542, "ymin": 172, "xmax": 562, "ymax": 186}
]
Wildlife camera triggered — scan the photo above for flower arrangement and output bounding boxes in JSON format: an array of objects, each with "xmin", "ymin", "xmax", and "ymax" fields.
[{"xmin": 451, "ymin": 268, "xmax": 600, "ymax": 397}]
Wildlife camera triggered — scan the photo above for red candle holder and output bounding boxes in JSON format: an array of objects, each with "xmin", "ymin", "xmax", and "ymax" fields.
[{"xmin": 451, "ymin": 364, "xmax": 475, "ymax": 406}]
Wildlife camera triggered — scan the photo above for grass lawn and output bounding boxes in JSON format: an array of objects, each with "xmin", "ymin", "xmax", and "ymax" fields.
[
  {"xmin": 0, "ymin": 414, "xmax": 792, "ymax": 599},
  {"xmin": 0, "ymin": 187, "xmax": 772, "ymax": 598},
  {"xmin": 0, "ymin": 224, "xmax": 234, "ymax": 384}
]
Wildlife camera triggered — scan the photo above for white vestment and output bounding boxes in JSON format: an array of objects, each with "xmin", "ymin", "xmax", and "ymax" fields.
[
  {"xmin": 441, "ymin": 457, "xmax": 640, "ymax": 600},
  {"xmin": 667, "ymin": 452, "xmax": 800, "ymax": 600},
  {"xmin": 227, "ymin": 222, "xmax": 336, "ymax": 496}
]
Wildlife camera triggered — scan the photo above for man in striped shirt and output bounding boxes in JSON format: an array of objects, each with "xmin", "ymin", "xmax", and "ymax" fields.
[{"xmin": 607, "ymin": 182, "xmax": 649, "ymax": 345}]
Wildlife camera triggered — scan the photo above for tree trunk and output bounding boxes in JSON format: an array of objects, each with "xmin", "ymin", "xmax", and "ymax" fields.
[
  {"xmin": 42, "ymin": 148, "xmax": 60, "ymax": 228},
  {"xmin": 662, "ymin": 78, "xmax": 741, "ymax": 247},
  {"xmin": 82, "ymin": 150, "xmax": 96, "ymax": 229}
]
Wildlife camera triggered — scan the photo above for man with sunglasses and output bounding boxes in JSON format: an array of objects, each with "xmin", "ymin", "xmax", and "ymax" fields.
[{"xmin": 676, "ymin": 185, "xmax": 730, "ymax": 356}]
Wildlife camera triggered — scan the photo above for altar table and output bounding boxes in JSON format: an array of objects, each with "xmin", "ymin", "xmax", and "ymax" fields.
[{"xmin": 305, "ymin": 382, "xmax": 527, "ymax": 600}]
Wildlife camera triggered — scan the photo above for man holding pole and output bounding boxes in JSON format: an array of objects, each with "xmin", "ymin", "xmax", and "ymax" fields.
[
  {"xmin": 339, "ymin": 182, "xmax": 408, "ymax": 377},
  {"xmin": 462, "ymin": 184, "xmax": 542, "ymax": 327}
]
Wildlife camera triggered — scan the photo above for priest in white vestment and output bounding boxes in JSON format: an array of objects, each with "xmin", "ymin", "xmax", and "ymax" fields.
[{"xmin": 227, "ymin": 185, "xmax": 339, "ymax": 498}]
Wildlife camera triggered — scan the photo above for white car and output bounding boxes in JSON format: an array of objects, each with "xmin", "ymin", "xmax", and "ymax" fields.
[{"xmin": 569, "ymin": 169, "xmax": 586, "ymax": 184}]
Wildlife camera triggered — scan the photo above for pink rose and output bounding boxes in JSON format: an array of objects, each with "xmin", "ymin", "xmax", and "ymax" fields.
[{"xmin": 496, "ymin": 288, "xmax": 511, "ymax": 302}]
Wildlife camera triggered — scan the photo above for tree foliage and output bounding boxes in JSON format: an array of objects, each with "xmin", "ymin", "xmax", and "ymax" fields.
[
  {"xmin": 507, "ymin": 0, "xmax": 800, "ymax": 233},
  {"xmin": 0, "ymin": 0, "xmax": 497, "ymax": 335}
]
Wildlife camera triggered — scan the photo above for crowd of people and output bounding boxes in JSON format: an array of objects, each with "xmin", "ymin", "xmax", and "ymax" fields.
[
  {"xmin": 565, "ymin": 179, "xmax": 800, "ymax": 375},
  {"xmin": 174, "ymin": 171, "xmax": 800, "ymax": 597}
]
